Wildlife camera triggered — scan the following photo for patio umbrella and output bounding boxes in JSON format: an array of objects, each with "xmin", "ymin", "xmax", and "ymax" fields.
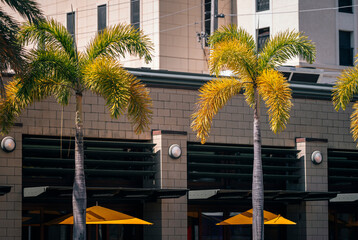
[
  {"xmin": 48, "ymin": 205, "xmax": 153, "ymax": 225},
  {"xmin": 216, "ymin": 209, "xmax": 295, "ymax": 225}
]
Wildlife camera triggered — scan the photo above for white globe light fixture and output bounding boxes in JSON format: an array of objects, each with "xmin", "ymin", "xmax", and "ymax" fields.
[
  {"xmin": 168, "ymin": 144, "xmax": 182, "ymax": 159},
  {"xmin": 311, "ymin": 151, "xmax": 323, "ymax": 165},
  {"xmin": 1, "ymin": 136, "xmax": 16, "ymax": 153}
]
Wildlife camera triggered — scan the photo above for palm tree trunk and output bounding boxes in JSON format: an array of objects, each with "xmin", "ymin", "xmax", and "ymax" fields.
[
  {"xmin": 73, "ymin": 93, "xmax": 87, "ymax": 240},
  {"xmin": 252, "ymin": 89, "xmax": 264, "ymax": 240}
]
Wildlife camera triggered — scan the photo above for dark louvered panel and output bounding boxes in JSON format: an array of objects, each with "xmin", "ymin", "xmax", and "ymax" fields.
[
  {"xmin": 22, "ymin": 135, "xmax": 156, "ymax": 188},
  {"xmin": 187, "ymin": 143, "xmax": 301, "ymax": 190},
  {"xmin": 328, "ymin": 149, "xmax": 358, "ymax": 192}
]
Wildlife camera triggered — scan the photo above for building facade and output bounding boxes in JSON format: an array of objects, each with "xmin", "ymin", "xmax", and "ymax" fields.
[{"xmin": 1, "ymin": 0, "xmax": 358, "ymax": 240}]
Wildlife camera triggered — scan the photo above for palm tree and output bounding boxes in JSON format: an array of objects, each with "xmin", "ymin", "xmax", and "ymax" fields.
[
  {"xmin": 0, "ymin": 19, "xmax": 153, "ymax": 240},
  {"xmin": 333, "ymin": 57, "xmax": 358, "ymax": 143},
  {"xmin": 191, "ymin": 25, "xmax": 315, "ymax": 240},
  {"xmin": 0, "ymin": 0, "xmax": 43, "ymax": 97}
]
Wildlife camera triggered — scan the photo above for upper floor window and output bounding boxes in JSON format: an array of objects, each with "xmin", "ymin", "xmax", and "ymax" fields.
[
  {"xmin": 131, "ymin": 0, "xmax": 140, "ymax": 30},
  {"xmin": 339, "ymin": 30, "xmax": 353, "ymax": 66},
  {"xmin": 257, "ymin": 27, "xmax": 270, "ymax": 51},
  {"xmin": 339, "ymin": 0, "xmax": 353, "ymax": 13},
  {"xmin": 98, "ymin": 4, "xmax": 107, "ymax": 32},
  {"xmin": 204, "ymin": 0, "xmax": 218, "ymax": 44},
  {"xmin": 257, "ymin": 0, "xmax": 269, "ymax": 12},
  {"xmin": 67, "ymin": 12, "xmax": 75, "ymax": 40}
]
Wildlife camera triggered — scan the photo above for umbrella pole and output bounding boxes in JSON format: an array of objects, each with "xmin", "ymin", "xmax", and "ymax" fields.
[{"xmin": 98, "ymin": 224, "xmax": 102, "ymax": 240}]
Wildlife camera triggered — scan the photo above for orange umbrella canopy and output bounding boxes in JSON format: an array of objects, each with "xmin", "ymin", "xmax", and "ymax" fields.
[
  {"xmin": 49, "ymin": 206, "xmax": 153, "ymax": 225},
  {"xmin": 217, "ymin": 209, "xmax": 295, "ymax": 225}
]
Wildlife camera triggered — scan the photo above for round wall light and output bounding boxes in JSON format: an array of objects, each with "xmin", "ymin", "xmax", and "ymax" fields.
[
  {"xmin": 311, "ymin": 151, "xmax": 323, "ymax": 165},
  {"xmin": 168, "ymin": 144, "xmax": 182, "ymax": 159},
  {"xmin": 1, "ymin": 136, "xmax": 16, "ymax": 153}
]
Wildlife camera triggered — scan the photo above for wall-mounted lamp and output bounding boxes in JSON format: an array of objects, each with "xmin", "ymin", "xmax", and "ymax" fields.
[
  {"xmin": 169, "ymin": 144, "xmax": 182, "ymax": 159},
  {"xmin": 311, "ymin": 151, "xmax": 323, "ymax": 165},
  {"xmin": 1, "ymin": 136, "xmax": 16, "ymax": 153}
]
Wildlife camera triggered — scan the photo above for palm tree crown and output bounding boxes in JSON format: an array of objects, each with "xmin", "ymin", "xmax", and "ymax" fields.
[
  {"xmin": 191, "ymin": 25, "xmax": 315, "ymax": 240},
  {"xmin": 0, "ymin": 19, "xmax": 153, "ymax": 240}
]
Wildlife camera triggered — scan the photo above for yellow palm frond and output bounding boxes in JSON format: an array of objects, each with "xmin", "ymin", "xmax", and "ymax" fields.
[
  {"xmin": 332, "ymin": 66, "xmax": 358, "ymax": 111},
  {"xmin": 257, "ymin": 69, "xmax": 292, "ymax": 133},
  {"xmin": 209, "ymin": 39, "xmax": 256, "ymax": 80},
  {"xmin": 350, "ymin": 102, "xmax": 358, "ymax": 143},
  {"xmin": 191, "ymin": 77, "xmax": 243, "ymax": 143},
  {"xmin": 243, "ymin": 77, "xmax": 255, "ymax": 108}
]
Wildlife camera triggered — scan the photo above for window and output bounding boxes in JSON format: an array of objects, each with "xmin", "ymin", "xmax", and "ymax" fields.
[
  {"xmin": 98, "ymin": 4, "xmax": 106, "ymax": 32},
  {"xmin": 339, "ymin": 31, "xmax": 353, "ymax": 66},
  {"xmin": 67, "ymin": 12, "xmax": 75, "ymax": 39},
  {"xmin": 257, "ymin": 27, "xmax": 270, "ymax": 51},
  {"xmin": 257, "ymin": 0, "xmax": 269, "ymax": 12},
  {"xmin": 131, "ymin": 0, "xmax": 140, "ymax": 30},
  {"xmin": 339, "ymin": 0, "xmax": 353, "ymax": 13},
  {"xmin": 204, "ymin": 0, "xmax": 218, "ymax": 43}
]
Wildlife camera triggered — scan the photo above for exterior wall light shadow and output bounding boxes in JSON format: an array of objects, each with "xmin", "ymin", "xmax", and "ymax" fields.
[
  {"xmin": 169, "ymin": 144, "xmax": 182, "ymax": 159},
  {"xmin": 311, "ymin": 150, "xmax": 323, "ymax": 165},
  {"xmin": 1, "ymin": 136, "xmax": 16, "ymax": 153}
]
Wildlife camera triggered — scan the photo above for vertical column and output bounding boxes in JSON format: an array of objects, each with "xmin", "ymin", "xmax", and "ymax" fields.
[
  {"xmin": 144, "ymin": 130, "xmax": 187, "ymax": 240},
  {"xmin": 296, "ymin": 138, "xmax": 328, "ymax": 240},
  {"xmin": 0, "ymin": 132, "xmax": 22, "ymax": 240}
]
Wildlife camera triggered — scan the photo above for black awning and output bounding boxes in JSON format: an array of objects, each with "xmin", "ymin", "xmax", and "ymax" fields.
[
  {"xmin": 188, "ymin": 189, "xmax": 338, "ymax": 202},
  {"xmin": 0, "ymin": 186, "xmax": 11, "ymax": 196},
  {"xmin": 23, "ymin": 186, "xmax": 187, "ymax": 201}
]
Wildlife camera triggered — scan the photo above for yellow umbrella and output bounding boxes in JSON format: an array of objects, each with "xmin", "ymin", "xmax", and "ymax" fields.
[
  {"xmin": 216, "ymin": 209, "xmax": 295, "ymax": 225},
  {"xmin": 48, "ymin": 206, "xmax": 153, "ymax": 225}
]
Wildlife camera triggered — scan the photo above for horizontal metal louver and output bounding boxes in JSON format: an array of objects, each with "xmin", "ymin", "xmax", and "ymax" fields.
[
  {"xmin": 22, "ymin": 135, "xmax": 156, "ymax": 188},
  {"xmin": 187, "ymin": 143, "xmax": 301, "ymax": 190}
]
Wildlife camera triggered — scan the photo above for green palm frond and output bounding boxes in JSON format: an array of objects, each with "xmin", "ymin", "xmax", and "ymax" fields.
[
  {"xmin": 350, "ymin": 102, "xmax": 358, "ymax": 142},
  {"xmin": 257, "ymin": 69, "xmax": 292, "ymax": 133},
  {"xmin": 19, "ymin": 19, "xmax": 76, "ymax": 60},
  {"xmin": 259, "ymin": 30, "xmax": 316, "ymax": 70},
  {"xmin": 209, "ymin": 39, "xmax": 256, "ymax": 79},
  {"xmin": 83, "ymin": 57, "xmax": 132, "ymax": 118},
  {"xmin": 332, "ymin": 66, "xmax": 358, "ymax": 111},
  {"xmin": 191, "ymin": 77, "xmax": 243, "ymax": 143},
  {"xmin": 1, "ymin": 0, "xmax": 43, "ymax": 23},
  {"xmin": 86, "ymin": 23, "xmax": 153, "ymax": 63},
  {"xmin": 126, "ymin": 78, "xmax": 152, "ymax": 134},
  {"xmin": 209, "ymin": 25, "xmax": 256, "ymax": 53}
]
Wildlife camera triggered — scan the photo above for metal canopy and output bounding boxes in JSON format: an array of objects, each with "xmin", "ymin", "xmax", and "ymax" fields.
[
  {"xmin": 24, "ymin": 186, "xmax": 187, "ymax": 201},
  {"xmin": 188, "ymin": 189, "xmax": 338, "ymax": 202}
]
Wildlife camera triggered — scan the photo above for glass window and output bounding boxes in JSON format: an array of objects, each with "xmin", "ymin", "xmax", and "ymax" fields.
[
  {"xmin": 131, "ymin": 0, "xmax": 140, "ymax": 30},
  {"xmin": 98, "ymin": 4, "xmax": 106, "ymax": 32},
  {"xmin": 257, "ymin": 27, "xmax": 270, "ymax": 52},
  {"xmin": 339, "ymin": 30, "xmax": 353, "ymax": 66},
  {"xmin": 257, "ymin": 0, "xmax": 269, "ymax": 12},
  {"xmin": 67, "ymin": 12, "xmax": 75, "ymax": 40},
  {"xmin": 339, "ymin": 0, "xmax": 353, "ymax": 13}
]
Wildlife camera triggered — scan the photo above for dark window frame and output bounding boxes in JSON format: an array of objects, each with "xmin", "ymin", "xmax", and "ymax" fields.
[
  {"xmin": 257, "ymin": 27, "xmax": 270, "ymax": 52},
  {"xmin": 339, "ymin": 0, "xmax": 353, "ymax": 13},
  {"xmin": 204, "ymin": 0, "xmax": 218, "ymax": 45},
  {"xmin": 131, "ymin": 0, "xmax": 140, "ymax": 30},
  {"xmin": 339, "ymin": 30, "xmax": 354, "ymax": 66},
  {"xmin": 97, "ymin": 4, "xmax": 107, "ymax": 32},
  {"xmin": 257, "ymin": 0, "xmax": 270, "ymax": 12}
]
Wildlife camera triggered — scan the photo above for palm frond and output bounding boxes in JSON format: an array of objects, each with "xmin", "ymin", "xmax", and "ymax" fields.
[
  {"xmin": 350, "ymin": 102, "xmax": 358, "ymax": 143},
  {"xmin": 259, "ymin": 30, "xmax": 316, "ymax": 70},
  {"xmin": 209, "ymin": 39, "xmax": 257, "ymax": 80},
  {"xmin": 19, "ymin": 19, "xmax": 76, "ymax": 60},
  {"xmin": 243, "ymin": 78, "xmax": 255, "ymax": 108},
  {"xmin": 86, "ymin": 23, "xmax": 153, "ymax": 63},
  {"xmin": 332, "ymin": 65, "xmax": 358, "ymax": 111},
  {"xmin": 1, "ymin": 0, "xmax": 43, "ymax": 23},
  {"xmin": 209, "ymin": 25, "xmax": 256, "ymax": 53},
  {"xmin": 257, "ymin": 69, "xmax": 292, "ymax": 133},
  {"xmin": 126, "ymin": 78, "xmax": 152, "ymax": 134},
  {"xmin": 83, "ymin": 57, "xmax": 132, "ymax": 118},
  {"xmin": 191, "ymin": 77, "xmax": 243, "ymax": 143}
]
